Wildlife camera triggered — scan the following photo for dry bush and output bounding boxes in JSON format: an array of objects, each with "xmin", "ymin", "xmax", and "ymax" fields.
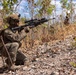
[
  {"xmin": 23, "ymin": 24, "xmax": 76, "ymax": 48},
  {"xmin": 55, "ymin": 25, "xmax": 76, "ymax": 40}
]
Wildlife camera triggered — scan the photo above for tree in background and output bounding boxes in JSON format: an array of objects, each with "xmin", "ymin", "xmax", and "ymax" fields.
[
  {"xmin": 60, "ymin": 0, "xmax": 68, "ymax": 26},
  {"xmin": 35, "ymin": 0, "xmax": 55, "ymax": 29},
  {"xmin": 27, "ymin": 0, "xmax": 34, "ymax": 19},
  {"xmin": 0, "ymin": 0, "xmax": 18, "ymax": 17},
  {"xmin": 0, "ymin": 0, "xmax": 24, "ymax": 27},
  {"xmin": 0, "ymin": 0, "xmax": 18, "ymax": 27},
  {"xmin": 60, "ymin": 0, "xmax": 76, "ymax": 24},
  {"xmin": 36, "ymin": 0, "xmax": 55, "ymax": 18}
]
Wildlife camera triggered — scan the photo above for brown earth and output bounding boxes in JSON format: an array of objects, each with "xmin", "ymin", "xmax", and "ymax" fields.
[{"xmin": 0, "ymin": 25, "xmax": 76, "ymax": 75}]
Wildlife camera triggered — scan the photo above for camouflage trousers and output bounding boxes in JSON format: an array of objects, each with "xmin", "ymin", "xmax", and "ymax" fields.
[{"xmin": 1, "ymin": 42, "xmax": 19, "ymax": 66}]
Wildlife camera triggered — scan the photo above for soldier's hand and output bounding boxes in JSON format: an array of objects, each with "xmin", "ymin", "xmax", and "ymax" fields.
[
  {"xmin": 18, "ymin": 29, "xmax": 25, "ymax": 34},
  {"xmin": 18, "ymin": 27, "xmax": 24, "ymax": 32},
  {"xmin": 24, "ymin": 27, "xmax": 29, "ymax": 33}
]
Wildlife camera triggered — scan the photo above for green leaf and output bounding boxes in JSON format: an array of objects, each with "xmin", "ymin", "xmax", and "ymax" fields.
[{"xmin": 13, "ymin": 0, "xmax": 17, "ymax": 3}]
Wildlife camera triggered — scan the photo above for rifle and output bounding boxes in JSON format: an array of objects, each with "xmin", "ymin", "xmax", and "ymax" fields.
[{"xmin": 11, "ymin": 18, "xmax": 55, "ymax": 31}]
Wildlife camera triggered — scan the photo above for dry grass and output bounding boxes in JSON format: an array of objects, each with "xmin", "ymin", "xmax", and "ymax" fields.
[
  {"xmin": 55, "ymin": 24, "xmax": 76, "ymax": 40},
  {"xmin": 21, "ymin": 24, "xmax": 76, "ymax": 49}
]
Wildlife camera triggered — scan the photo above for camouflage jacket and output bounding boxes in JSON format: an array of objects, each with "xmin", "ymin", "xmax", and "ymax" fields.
[{"xmin": 3, "ymin": 28, "xmax": 26, "ymax": 44}]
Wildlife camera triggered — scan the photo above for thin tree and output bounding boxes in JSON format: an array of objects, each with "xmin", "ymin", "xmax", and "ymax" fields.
[
  {"xmin": 27, "ymin": 0, "xmax": 36, "ymax": 47},
  {"xmin": 60, "ymin": 0, "xmax": 68, "ymax": 26}
]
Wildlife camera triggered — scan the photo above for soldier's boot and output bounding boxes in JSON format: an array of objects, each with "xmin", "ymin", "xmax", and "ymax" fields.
[
  {"xmin": 10, "ymin": 64, "xmax": 21, "ymax": 71},
  {"xmin": 5, "ymin": 58, "xmax": 12, "ymax": 69},
  {"xmin": 5, "ymin": 59, "xmax": 21, "ymax": 71},
  {"xmin": 2, "ymin": 64, "xmax": 9, "ymax": 70}
]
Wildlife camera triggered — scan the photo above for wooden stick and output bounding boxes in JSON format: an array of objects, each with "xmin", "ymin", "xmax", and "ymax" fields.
[{"xmin": 0, "ymin": 36, "xmax": 13, "ymax": 67}]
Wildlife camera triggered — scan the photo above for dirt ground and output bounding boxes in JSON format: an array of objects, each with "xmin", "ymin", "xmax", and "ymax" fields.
[{"xmin": 0, "ymin": 34, "xmax": 76, "ymax": 75}]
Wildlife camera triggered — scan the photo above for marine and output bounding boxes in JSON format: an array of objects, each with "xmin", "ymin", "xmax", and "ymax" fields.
[{"xmin": 0, "ymin": 14, "xmax": 28, "ymax": 70}]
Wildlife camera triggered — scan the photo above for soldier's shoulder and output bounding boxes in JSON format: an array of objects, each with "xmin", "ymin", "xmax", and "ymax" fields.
[{"xmin": 4, "ymin": 28, "xmax": 12, "ymax": 34}]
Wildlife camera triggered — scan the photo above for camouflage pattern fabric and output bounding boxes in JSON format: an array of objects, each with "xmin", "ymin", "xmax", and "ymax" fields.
[
  {"xmin": 0, "ymin": 14, "xmax": 26, "ymax": 68},
  {"xmin": 2, "ymin": 28, "xmax": 26, "ymax": 67}
]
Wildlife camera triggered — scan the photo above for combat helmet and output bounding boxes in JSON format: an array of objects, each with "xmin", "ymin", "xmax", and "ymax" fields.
[{"xmin": 6, "ymin": 14, "xmax": 20, "ymax": 24}]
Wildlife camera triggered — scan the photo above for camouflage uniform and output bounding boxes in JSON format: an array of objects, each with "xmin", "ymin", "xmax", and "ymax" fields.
[{"xmin": 1, "ymin": 14, "xmax": 26, "ymax": 69}]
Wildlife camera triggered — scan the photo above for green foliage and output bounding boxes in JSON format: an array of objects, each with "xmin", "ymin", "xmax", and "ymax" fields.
[
  {"xmin": 60, "ymin": 0, "xmax": 68, "ymax": 8},
  {"xmin": 42, "ymin": 24, "xmax": 48, "ymax": 28},
  {"xmin": 13, "ymin": 0, "xmax": 17, "ymax": 3},
  {"xmin": 35, "ymin": 0, "xmax": 55, "ymax": 17},
  {"xmin": 20, "ymin": 18, "xmax": 26, "ymax": 23},
  {"xmin": 71, "ymin": 37, "xmax": 76, "ymax": 48},
  {"xmin": 1, "ymin": 0, "xmax": 17, "ymax": 14},
  {"xmin": 69, "ymin": 62, "xmax": 76, "ymax": 68},
  {"xmin": 26, "ymin": 0, "xmax": 55, "ymax": 18},
  {"xmin": 47, "ymin": 5, "xmax": 55, "ymax": 14},
  {"xmin": 60, "ymin": 0, "xmax": 75, "ymax": 14},
  {"xmin": 4, "ymin": 25, "xmax": 8, "ymax": 29},
  {"xmin": 72, "ymin": 42, "xmax": 76, "ymax": 48}
]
